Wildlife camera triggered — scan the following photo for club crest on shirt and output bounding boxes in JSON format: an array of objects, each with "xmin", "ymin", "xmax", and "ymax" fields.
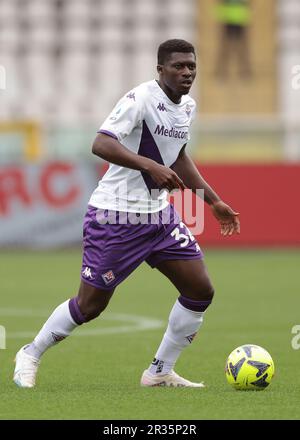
[
  {"xmin": 102, "ymin": 270, "xmax": 115, "ymax": 285},
  {"xmin": 185, "ymin": 104, "xmax": 192, "ymax": 117}
]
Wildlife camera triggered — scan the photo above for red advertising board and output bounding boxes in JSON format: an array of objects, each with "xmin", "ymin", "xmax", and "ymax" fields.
[
  {"xmin": 193, "ymin": 164, "xmax": 300, "ymax": 246},
  {"xmin": 1, "ymin": 162, "xmax": 299, "ymax": 248},
  {"xmin": 0, "ymin": 162, "xmax": 98, "ymax": 248}
]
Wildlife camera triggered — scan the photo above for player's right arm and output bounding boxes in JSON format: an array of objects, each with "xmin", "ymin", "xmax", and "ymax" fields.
[
  {"xmin": 92, "ymin": 133, "xmax": 185, "ymax": 191},
  {"xmin": 92, "ymin": 88, "xmax": 185, "ymax": 191}
]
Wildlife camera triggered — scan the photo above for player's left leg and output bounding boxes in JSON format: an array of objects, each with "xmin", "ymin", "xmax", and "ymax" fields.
[
  {"xmin": 13, "ymin": 281, "xmax": 115, "ymax": 388},
  {"xmin": 141, "ymin": 258, "xmax": 213, "ymax": 387}
]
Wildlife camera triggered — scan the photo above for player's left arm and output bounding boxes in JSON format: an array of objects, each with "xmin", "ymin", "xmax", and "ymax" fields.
[{"xmin": 171, "ymin": 145, "xmax": 240, "ymax": 236}]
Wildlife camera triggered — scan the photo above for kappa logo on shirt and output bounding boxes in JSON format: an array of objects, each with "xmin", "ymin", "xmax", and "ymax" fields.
[
  {"xmin": 157, "ymin": 102, "xmax": 167, "ymax": 112},
  {"xmin": 102, "ymin": 270, "xmax": 115, "ymax": 285},
  {"xmin": 126, "ymin": 92, "xmax": 135, "ymax": 101}
]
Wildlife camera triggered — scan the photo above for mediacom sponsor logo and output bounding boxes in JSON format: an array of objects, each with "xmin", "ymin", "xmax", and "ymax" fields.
[{"xmin": 154, "ymin": 124, "xmax": 188, "ymax": 140}]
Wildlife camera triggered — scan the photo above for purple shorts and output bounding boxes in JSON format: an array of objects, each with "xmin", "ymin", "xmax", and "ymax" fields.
[{"xmin": 81, "ymin": 204, "xmax": 203, "ymax": 290}]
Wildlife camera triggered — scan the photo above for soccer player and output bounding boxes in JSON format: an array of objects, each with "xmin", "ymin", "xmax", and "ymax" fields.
[{"xmin": 13, "ymin": 39, "xmax": 240, "ymax": 388}]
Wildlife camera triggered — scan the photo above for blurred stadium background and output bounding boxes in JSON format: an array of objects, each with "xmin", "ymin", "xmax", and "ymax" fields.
[
  {"xmin": 1, "ymin": 0, "xmax": 300, "ymax": 420},
  {"xmin": 0, "ymin": 0, "xmax": 299, "ymax": 248}
]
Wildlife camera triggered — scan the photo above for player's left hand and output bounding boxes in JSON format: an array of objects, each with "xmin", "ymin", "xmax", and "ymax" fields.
[{"xmin": 210, "ymin": 200, "xmax": 240, "ymax": 236}]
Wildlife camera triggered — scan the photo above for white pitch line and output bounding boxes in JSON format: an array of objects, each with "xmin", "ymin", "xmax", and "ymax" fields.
[
  {"xmin": 0, "ymin": 308, "xmax": 50, "ymax": 317},
  {"xmin": 0, "ymin": 308, "xmax": 165, "ymax": 339}
]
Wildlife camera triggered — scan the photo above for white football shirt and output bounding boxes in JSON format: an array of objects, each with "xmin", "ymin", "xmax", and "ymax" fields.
[{"xmin": 89, "ymin": 80, "xmax": 196, "ymax": 213}]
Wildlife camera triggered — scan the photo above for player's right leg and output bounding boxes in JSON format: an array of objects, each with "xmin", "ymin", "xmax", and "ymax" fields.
[{"xmin": 13, "ymin": 281, "xmax": 114, "ymax": 388}]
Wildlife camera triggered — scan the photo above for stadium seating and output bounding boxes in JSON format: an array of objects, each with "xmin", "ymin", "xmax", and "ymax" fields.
[{"xmin": 0, "ymin": 0, "xmax": 196, "ymax": 124}]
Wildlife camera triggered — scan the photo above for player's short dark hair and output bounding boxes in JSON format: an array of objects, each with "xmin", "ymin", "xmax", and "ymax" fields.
[{"xmin": 157, "ymin": 39, "xmax": 195, "ymax": 65}]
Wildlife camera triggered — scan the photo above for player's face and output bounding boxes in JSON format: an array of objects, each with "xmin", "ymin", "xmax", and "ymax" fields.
[{"xmin": 158, "ymin": 52, "xmax": 196, "ymax": 98}]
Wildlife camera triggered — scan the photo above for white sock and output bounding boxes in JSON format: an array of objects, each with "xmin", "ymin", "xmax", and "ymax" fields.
[
  {"xmin": 148, "ymin": 299, "xmax": 204, "ymax": 375},
  {"xmin": 24, "ymin": 299, "xmax": 79, "ymax": 359}
]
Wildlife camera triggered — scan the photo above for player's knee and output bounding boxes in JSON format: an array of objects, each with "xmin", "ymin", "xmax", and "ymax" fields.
[
  {"xmin": 201, "ymin": 282, "xmax": 215, "ymax": 302},
  {"xmin": 83, "ymin": 309, "xmax": 99, "ymax": 322},
  {"xmin": 196, "ymin": 275, "xmax": 214, "ymax": 301},
  {"xmin": 77, "ymin": 300, "xmax": 108, "ymax": 322},
  {"xmin": 182, "ymin": 278, "xmax": 215, "ymax": 302},
  {"xmin": 77, "ymin": 283, "xmax": 114, "ymax": 322}
]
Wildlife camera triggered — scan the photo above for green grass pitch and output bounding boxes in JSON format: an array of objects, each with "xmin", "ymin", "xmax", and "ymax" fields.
[{"xmin": 0, "ymin": 249, "xmax": 300, "ymax": 420}]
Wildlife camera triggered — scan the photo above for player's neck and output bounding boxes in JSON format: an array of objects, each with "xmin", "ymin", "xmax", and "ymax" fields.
[{"xmin": 156, "ymin": 80, "xmax": 182, "ymax": 104}]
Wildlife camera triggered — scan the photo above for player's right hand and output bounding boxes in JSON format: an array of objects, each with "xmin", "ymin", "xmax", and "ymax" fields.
[{"xmin": 146, "ymin": 162, "xmax": 186, "ymax": 192}]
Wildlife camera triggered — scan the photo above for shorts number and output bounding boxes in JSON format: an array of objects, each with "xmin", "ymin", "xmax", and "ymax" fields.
[{"xmin": 171, "ymin": 222, "xmax": 195, "ymax": 247}]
